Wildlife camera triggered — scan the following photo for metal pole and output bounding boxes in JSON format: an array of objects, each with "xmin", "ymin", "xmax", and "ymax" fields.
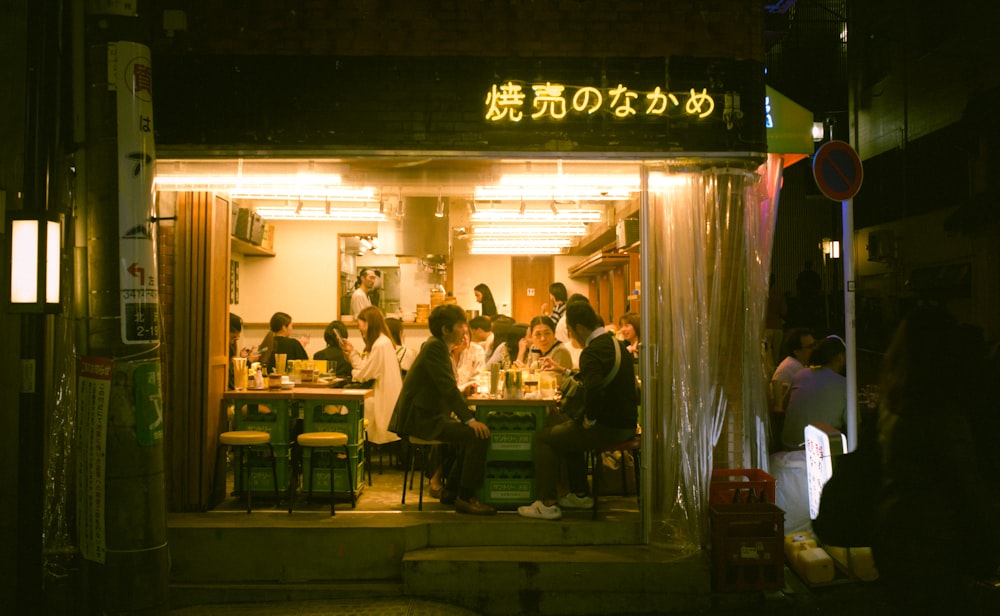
[{"xmin": 842, "ymin": 197, "xmax": 857, "ymax": 451}]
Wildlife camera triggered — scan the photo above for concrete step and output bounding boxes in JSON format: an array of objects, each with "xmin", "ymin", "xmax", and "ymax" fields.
[
  {"xmin": 402, "ymin": 544, "xmax": 714, "ymax": 615},
  {"xmin": 167, "ymin": 508, "xmax": 642, "ymax": 585}
]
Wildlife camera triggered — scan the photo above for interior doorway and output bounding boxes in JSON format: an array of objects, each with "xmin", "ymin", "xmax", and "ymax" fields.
[{"xmin": 510, "ymin": 256, "xmax": 554, "ymax": 323}]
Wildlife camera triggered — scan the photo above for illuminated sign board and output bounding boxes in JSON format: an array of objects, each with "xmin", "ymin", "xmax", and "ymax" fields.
[
  {"xmin": 485, "ymin": 81, "xmax": 716, "ymax": 122},
  {"xmin": 804, "ymin": 423, "xmax": 847, "ymax": 521}
]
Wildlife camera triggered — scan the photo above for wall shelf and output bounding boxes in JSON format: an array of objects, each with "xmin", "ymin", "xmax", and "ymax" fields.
[
  {"xmin": 568, "ymin": 250, "xmax": 630, "ymax": 279},
  {"xmin": 231, "ymin": 236, "xmax": 275, "ymax": 257}
]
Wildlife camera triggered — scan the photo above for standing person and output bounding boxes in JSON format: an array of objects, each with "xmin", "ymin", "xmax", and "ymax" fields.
[
  {"xmin": 350, "ymin": 268, "xmax": 378, "ymax": 318},
  {"xmin": 781, "ymin": 335, "xmax": 846, "ymax": 451},
  {"xmin": 542, "ymin": 282, "xmax": 568, "ymax": 324},
  {"xmin": 259, "ymin": 312, "xmax": 309, "ymax": 373},
  {"xmin": 473, "ymin": 283, "xmax": 498, "ymax": 317},
  {"xmin": 873, "ymin": 307, "xmax": 999, "ymax": 615},
  {"xmin": 388, "ymin": 304, "xmax": 495, "ymax": 515},
  {"xmin": 518, "ymin": 301, "xmax": 638, "ymax": 520},
  {"xmin": 312, "ymin": 320, "xmax": 353, "ymax": 380},
  {"xmin": 764, "ymin": 275, "xmax": 787, "ymax": 367},
  {"xmin": 386, "ymin": 317, "xmax": 416, "ymax": 379},
  {"xmin": 516, "ymin": 315, "xmax": 573, "ymax": 372},
  {"xmin": 341, "ymin": 306, "xmax": 402, "ymax": 446}
]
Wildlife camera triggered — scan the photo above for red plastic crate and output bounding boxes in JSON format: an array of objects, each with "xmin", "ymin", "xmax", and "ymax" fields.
[
  {"xmin": 710, "ymin": 503, "xmax": 785, "ymax": 591},
  {"xmin": 710, "ymin": 468, "xmax": 776, "ymax": 505}
]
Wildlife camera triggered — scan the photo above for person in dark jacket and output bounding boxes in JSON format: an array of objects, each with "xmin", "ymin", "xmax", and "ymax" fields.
[
  {"xmin": 518, "ymin": 301, "xmax": 639, "ymax": 520},
  {"xmin": 388, "ymin": 304, "xmax": 495, "ymax": 515},
  {"xmin": 313, "ymin": 320, "xmax": 354, "ymax": 380}
]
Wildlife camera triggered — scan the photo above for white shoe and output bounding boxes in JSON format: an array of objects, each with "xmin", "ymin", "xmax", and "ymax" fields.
[
  {"xmin": 557, "ymin": 493, "xmax": 594, "ymax": 509},
  {"xmin": 517, "ymin": 500, "xmax": 562, "ymax": 520}
]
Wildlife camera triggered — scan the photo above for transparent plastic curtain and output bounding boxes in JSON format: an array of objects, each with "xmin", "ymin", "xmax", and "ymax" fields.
[{"xmin": 645, "ymin": 156, "xmax": 782, "ymax": 548}]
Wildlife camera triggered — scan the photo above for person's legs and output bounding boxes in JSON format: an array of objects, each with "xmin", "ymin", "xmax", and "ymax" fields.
[
  {"xmin": 536, "ymin": 421, "xmax": 637, "ymax": 502},
  {"xmin": 436, "ymin": 422, "xmax": 488, "ymax": 499}
]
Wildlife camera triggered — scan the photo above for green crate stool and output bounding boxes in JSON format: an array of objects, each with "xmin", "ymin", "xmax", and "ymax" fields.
[
  {"xmin": 590, "ymin": 434, "xmax": 641, "ymax": 520},
  {"xmin": 402, "ymin": 436, "xmax": 446, "ymax": 511},
  {"xmin": 295, "ymin": 431, "xmax": 353, "ymax": 516},
  {"xmin": 220, "ymin": 430, "xmax": 280, "ymax": 514}
]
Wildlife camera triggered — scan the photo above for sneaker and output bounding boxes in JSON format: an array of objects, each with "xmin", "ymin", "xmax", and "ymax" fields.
[
  {"xmin": 517, "ymin": 500, "xmax": 562, "ymax": 520},
  {"xmin": 557, "ymin": 493, "xmax": 594, "ymax": 509}
]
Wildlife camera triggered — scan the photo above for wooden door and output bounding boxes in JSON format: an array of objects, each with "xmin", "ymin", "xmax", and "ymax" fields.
[
  {"xmin": 169, "ymin": 191, "xmax": 230, "ymax": 510},
  {"xmin": 510, "ymin": 256, "xmax": 554, "ymax": 323}
]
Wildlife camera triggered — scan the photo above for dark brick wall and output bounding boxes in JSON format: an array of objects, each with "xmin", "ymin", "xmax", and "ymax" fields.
[{"xmin": 151, "ymin": 1, "xmax": 764, "ymax": 61}]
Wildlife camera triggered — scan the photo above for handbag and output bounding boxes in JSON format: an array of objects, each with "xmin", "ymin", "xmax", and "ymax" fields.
[{"xmin": 558, "ymin": 337, "xmax": 622, "ymax": 420}]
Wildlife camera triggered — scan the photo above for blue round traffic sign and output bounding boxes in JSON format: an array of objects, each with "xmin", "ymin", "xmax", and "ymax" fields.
[{"xmin": 812, "ymin": 140, "xmax": 863, "ymax": 201}]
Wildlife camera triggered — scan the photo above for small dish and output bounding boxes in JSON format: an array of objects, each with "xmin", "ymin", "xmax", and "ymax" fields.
[{"xmin": 280, "ymin": 382, "xmax": 294, "ymax": 390}]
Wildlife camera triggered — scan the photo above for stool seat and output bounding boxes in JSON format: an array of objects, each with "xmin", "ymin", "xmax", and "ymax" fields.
[
  {"xmin": 220, "ymin": 430, "xmax": 271, "ymax": 446},
  {"xmin": 409, "ymin": 436, "xmax": 446, "ymax": 446},
  {"xmin": 598, "ymin": 435, "xmax": 641, "ymax": 453},
  {"xmin": 298, "ymin": 432, "xmax": 348, "ymax": 448}
]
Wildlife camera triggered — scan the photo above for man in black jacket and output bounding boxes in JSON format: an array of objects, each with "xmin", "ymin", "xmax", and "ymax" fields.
[
  {"xmin": 519, "ymin": 301, "xmax": 639, "ymax": 520},
  {"xmin": 388, "ymin": 304, "xmax": 495, "ymax": 515}
]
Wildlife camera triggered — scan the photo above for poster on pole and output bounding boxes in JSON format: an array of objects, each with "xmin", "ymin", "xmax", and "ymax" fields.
[
  {"xmin": 111, "ymin": 41, "xmax": 160, "ymax": 344},
  {"xmin": 77, "ymin": 357, "xmax": 113, "ymax": 564}
]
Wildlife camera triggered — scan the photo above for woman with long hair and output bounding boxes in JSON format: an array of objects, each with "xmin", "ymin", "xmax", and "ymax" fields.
[
  {"xmin": 342, "ymin": 306, "xmax": 403, "ymax": 445},
  {"xmin": 474, "ymin": 283, "xmax": 498, "ymax": 317}
]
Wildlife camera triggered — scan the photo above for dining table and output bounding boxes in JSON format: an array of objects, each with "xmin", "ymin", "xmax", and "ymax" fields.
[{"xmin": 223, "ymin": 381, "xmax": 372, "ymax": 497}]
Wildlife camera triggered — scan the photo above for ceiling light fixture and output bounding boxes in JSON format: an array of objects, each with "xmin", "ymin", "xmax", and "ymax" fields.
[
  {"xmin": 519, "ymin": 197, "xmax": 526, "ymax": 216},
  {"xmin": 471, "ymin": 209, "xmax": 602, "ymax": 223},
  {"xmin": 549, "ymin": 200, "xmax": 559, "ymax": 215},
  {"xmin": 470, "ymin": 224, "xmax": 587, "ymax": 237},
  {"xmin": 254, "ymin": 206, "xmax": 386, "ymax": 221}
]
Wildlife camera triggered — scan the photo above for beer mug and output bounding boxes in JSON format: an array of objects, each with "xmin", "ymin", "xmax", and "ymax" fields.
[
  {"xmin": 232, "ymin": 357, "xmax": 248, "ymax": 390},
  {"xmin": 504, "ymin": 369, "xmax": 523, "ymax": 399}
]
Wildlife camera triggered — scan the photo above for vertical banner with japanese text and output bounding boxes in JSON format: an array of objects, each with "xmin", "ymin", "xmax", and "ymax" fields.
[
  {"xmin": 77, "ymin": 357, "xmax": 113, "ymax": 563},
  {"xmin": 111, "ymin": 41, "xmax": 160, "ymax": 344}
]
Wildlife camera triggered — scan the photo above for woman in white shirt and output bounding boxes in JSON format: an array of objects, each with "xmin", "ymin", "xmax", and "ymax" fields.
[{"xmin": 343, "ymin": 306, "xmax": 403, "ymax": 445}]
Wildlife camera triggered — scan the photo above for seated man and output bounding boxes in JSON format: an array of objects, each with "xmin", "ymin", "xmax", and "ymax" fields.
[
  {"xmin": 388, "ymin": 304, "xmax": 495, "ymax": 515},
  {"xmin": 518, "ymin": 301, "xmax": 639, "ymax": 520},
  {"xmin": 781, "ymin": 335, "xmax": 846, "ymax": 451},
  {"xmin": 468, "ymin": 316, "xmax": 494, "ymax": 356}
]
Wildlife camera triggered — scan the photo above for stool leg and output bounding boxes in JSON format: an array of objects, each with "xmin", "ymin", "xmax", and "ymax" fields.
[
  {"xmin": 417, "ymin": 445, "xmax": 426, "ymax": 511},
  {"xmin": 619, "ymin": 449, "xmax": 629, "ymax": 496},
  {"xmin": 328, "ymin": 447, "xmax": 336, "ymax": 517},
  {"xmin": 591, "ymin": 450, "xmax": 600, "ymax": 520},
  {"xmin": 267, "ymin": 443, "xmax": 280, "ymax": 507},
  {"xmin": 633, "ymin": 450, "xmax": 641, "ymax": 498},
  {"xmin": 243, "ymin": 446, "xmax": 253, "ymax": 514},
  {"xmin": 307, "ymin": 449, "xmax": 315, "ymax": 503},
  {"xmin": 401, "ymin": 442, "xmax": 411, "ymax": 505},
  {"xmin": 344, "ymin": 444, "xmax": 355, "ymax": 509}
]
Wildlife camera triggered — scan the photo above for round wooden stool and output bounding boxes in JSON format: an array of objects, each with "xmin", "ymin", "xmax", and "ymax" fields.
[
  {"xmin": 220, "ymin": 430, "xmax": 279, "ymax": 514},
  {"xmin": 296, "ymin": 431, "xmax": 352, "ymax": 516}
]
